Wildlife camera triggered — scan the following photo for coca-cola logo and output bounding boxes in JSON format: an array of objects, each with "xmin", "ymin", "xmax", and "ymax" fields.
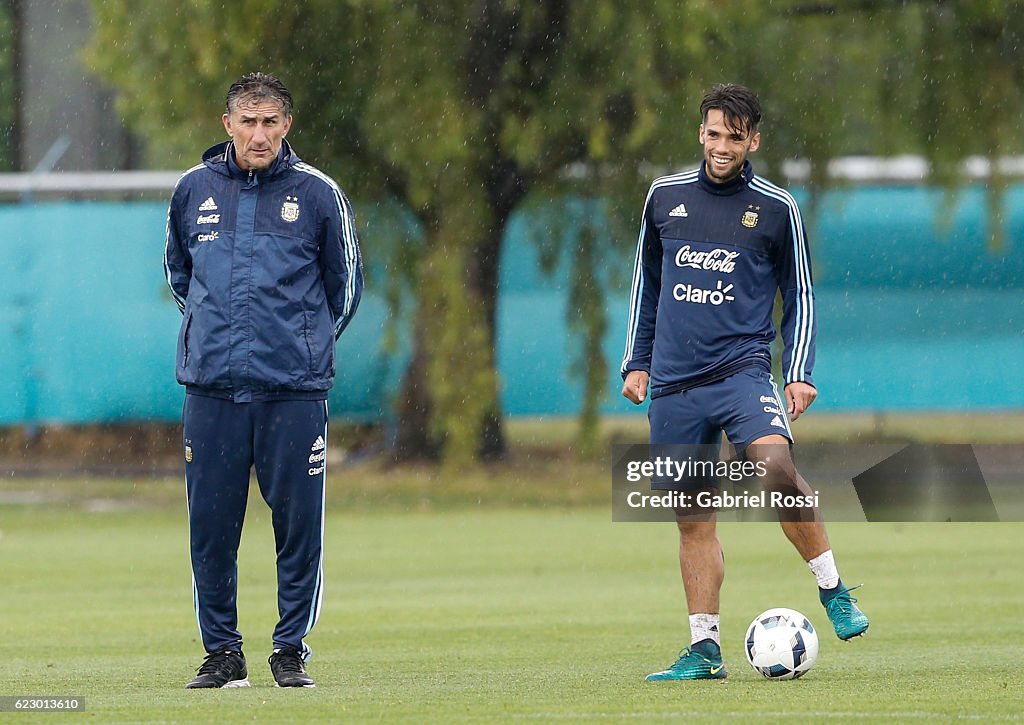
[{"xmin": 675, "ymin": 245, "xmax": 739, "ymax": 273}]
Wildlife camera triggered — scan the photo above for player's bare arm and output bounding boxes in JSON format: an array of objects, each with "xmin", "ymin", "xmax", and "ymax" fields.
[
  {"xmin": 784, "ymin": 381, "xmax": 817, "ymax": 421},
  {"xmin": 622, "ymin": 370, "xmax": 650, "ymax": 404}
]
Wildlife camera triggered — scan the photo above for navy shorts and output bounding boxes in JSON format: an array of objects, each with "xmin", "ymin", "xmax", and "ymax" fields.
[{"xmin": 648, "ymin": 367, "xmax": 793, "ymax": 489}]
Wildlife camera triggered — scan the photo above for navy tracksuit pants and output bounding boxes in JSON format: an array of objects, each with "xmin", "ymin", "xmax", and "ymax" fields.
[{"xmin": 183, "ymin": 393, "xmax": 328, "ymax": 657}]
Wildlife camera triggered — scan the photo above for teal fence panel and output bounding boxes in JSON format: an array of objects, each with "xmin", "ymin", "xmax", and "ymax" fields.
[
  {"xmin": 0, "ymin": 201, "xmax": 391, "ymax": 424},
  {"xmin": 498, "ymin": 184, "xmax": 1024, "ymax": 415},
  {"xmin": 0, "ymin": 185, "xmax": 1021, "ymax": 425},
  {"xmin": 794, "ymin": 185, "xmax": 1023, "ymax": 410}
]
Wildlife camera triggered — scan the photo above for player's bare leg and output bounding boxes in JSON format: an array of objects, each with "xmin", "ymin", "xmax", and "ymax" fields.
[
  {"xmin": 675, "ymin": 505, "xmax": 723, "ymax": 615},
  {"xmin": 747, "ymin": 434, "xmax": 869, "ymax": 640},
  {"xmin": 747, "ymin": 434, "xmax": 829, "ymax": 560},
  {"xmin": 644, "ymin": 501, "xmax": 727, "ymax": 681}
]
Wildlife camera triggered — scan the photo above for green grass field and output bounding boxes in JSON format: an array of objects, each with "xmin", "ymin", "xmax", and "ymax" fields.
[{"xmin": 2, "ymin": 470, "xmax": 1023, "ymax": 723}]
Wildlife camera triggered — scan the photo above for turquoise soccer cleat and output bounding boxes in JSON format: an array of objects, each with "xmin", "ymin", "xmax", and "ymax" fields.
[
  {"xmin": 821, "ymin": 583, "xmax": 869, "ymax": 640},
  {"xmin": 645, "ymin": 641, "xmax": 728, "ymax": 681}
]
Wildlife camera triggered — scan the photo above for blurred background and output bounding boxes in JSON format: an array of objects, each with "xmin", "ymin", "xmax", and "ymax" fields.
[{"xmin": 0, "ymin": 0, "xmax": 1021, "ymax": 472}]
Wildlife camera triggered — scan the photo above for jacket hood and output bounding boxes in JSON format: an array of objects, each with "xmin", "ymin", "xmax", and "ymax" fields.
[{"xmin": 202, "ymin": 139, "xmax": 301, "ymax": 179}]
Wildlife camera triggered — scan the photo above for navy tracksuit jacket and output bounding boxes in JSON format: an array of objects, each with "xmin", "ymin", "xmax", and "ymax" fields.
[
  {"xmin": 165, "ymin": 140, "xmax": 362, "ymax": 655},
  {"xmin": 621, "ymin": 161, "xmax": 816, "ymax": 398}
]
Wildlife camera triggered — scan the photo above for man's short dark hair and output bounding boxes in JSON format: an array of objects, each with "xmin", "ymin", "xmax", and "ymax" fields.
[
  {"xmin": 226, "ymin": 72, "xmax": 293, "ymax": 117},
  {"xmin": 700, "ymin": 84, "xmax": 762, "ymax": 135}
]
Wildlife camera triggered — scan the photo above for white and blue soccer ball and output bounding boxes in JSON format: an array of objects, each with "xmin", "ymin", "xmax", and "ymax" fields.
[{"xmin": 744, "ymin": 607, "xmax": 819, "ymax": 680}]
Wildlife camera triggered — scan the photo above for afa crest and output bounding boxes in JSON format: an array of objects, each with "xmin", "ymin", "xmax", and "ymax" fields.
[
  {"xmin": 281, "ymin": 195, "xmax": 300, "ymax": 223},
  {"xmin": 741, "ymin": 205, "xmax": 760, "ymax": 228},
  {"xmin": 184, "ymin": 445, "xmax": 193, "ymax": 463}
]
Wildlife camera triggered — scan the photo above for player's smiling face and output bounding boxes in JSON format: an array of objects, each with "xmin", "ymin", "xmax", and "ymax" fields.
[
  {"xmin": 699, "ymin": 109, "xmax": 761, "ymax": 184},
  {"xmin": 222, "ymin": 98, "xmax": 292, "ymax": 171}
]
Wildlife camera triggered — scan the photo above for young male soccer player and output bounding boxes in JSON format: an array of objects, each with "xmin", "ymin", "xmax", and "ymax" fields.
[{"xmin": 620, "ymin": 83, "xmax": 868, "ymax": 680}]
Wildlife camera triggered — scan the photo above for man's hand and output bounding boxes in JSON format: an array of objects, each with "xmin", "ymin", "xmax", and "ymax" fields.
[
  {"xmin": 622, "ymin": 370, "xmax": 650, "ymax": 405},
  {"xmin": 784, "ymin": 381, "xmax": 817, "ymax": 421}
]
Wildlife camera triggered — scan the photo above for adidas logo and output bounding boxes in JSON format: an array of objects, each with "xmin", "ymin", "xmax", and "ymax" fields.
[
  {"xmin": 198, "ymin": 197, "xmax": 218, "ymax": 211},
  {"xmin": 310, "ymin": 435, "xmax": 326, "ymax": 452},
  {"xmin": 669, "ymin": 203, "xmax": 688, "ymax": 217},
  {"xmin": 770, "ymin": 415, "xmax": 785, "ymax": 429}
]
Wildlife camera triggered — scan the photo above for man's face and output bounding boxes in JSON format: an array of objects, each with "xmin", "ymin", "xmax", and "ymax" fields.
[
  {"xmin": 222, "ymin": 98, "xmax": 292, "ymax": 171},
  {"xmin": 699, "ymin": 109, "xmax": 761, "ymax": 184}
]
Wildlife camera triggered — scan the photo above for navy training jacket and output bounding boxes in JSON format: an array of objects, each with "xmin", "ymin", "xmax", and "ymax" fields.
[
  {"xmin": 620, "ymin": 161, "xmax": 815, "ymax": 399},
  {"xmin": 164, "ymin": 140, "xmax": 363, "ymax": 402}
]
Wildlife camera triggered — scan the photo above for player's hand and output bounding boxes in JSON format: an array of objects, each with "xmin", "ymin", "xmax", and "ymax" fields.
[
  {"xmin": 622, "ymin": 370, "xmax": 650, "ymax": 405},
  {"xmin": 784, "ymin": 381, "xmax": 817, "ymax": 421}
]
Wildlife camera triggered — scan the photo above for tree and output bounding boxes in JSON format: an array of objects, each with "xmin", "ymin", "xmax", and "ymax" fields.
[
  {"xmin": 0, "ymin": 0, "xmax": 20, "ymax": 170},
  {"xmin": 86, "ymin": 0, "xmax": 1024, "ymax": 464},
  {"xmin": 86, "ymin": 0, "xmax": 729, "ymax": 465}
]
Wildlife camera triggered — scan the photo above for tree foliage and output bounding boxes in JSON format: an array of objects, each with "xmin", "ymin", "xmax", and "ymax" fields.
[
  {"xmin": 84, "ymin": 0, "xmax": 1024, "ymax": 463},
  {"xmin": 0, "ymin": 1, "xmax": 16, "ymax": 170}
]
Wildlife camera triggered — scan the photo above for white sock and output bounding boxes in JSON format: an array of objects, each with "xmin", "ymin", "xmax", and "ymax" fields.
[
  {"xmin": 689, "ymin": 613, "xmax": 720, "ymax": 646},
  {"xmin": 808, "ymin": 549, "xmax": 840, "ymax": 590}
]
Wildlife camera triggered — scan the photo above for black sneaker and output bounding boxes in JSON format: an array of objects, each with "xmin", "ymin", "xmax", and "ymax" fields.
[
  {"xmin": 185, "ymin": 649, "xmax": 250, "ymax": 689},
  {"xmin": 269, "ymin": 647, "xmax": 316, "ymax": 688}
]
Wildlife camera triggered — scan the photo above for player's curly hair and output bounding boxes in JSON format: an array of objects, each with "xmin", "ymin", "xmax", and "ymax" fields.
[
  {"xmin": 226, "ymin": 72, "xmax": 294, "ymax": 117},
  {"xmin": 700, "ymin": 84, "xmax": 761, "ymax": 135}
]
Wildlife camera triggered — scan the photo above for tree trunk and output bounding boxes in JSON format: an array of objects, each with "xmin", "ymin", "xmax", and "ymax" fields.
[
  {"xmin": 393, "ymin": 314, "xmax": 441, "ymax": 461},
  {"xmin": 392, "ymin": 175, "xmax": 505, "ymax": 465},
  {"xmin": 8, "ymin": 0, "xmax": 25, "ymax": 170},
  {"xmin": 474, "ymin": 223, "xmax": 506, "ymax": 461}
]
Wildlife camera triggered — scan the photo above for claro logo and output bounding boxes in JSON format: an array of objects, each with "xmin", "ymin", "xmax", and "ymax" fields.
[{"xmin": 673, "ymin": 280, "xmax": 736, "ymax": 305}]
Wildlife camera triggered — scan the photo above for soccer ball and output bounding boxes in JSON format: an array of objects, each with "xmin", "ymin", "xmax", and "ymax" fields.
[{"xmin": 744, "ymin": 607, "xmax": 819, "ymax": 680}]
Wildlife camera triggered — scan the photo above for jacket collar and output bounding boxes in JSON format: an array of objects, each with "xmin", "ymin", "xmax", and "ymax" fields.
[
  {"xmin": 202, "ymin": 139, "xmax": 299, "ymax": 180},
  {"xmin": 698, "ymin": 160, "xmax": 754, "ymax": 196}
]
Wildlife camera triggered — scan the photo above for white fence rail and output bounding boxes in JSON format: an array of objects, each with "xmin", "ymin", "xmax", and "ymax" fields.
[
  {"xmin": 0, "ymin": 171, "xmax": 181, "ymax": 197},
  {"xmin": 2, "ymin": 156, "xmax": 1024, "ymax": 200}
]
